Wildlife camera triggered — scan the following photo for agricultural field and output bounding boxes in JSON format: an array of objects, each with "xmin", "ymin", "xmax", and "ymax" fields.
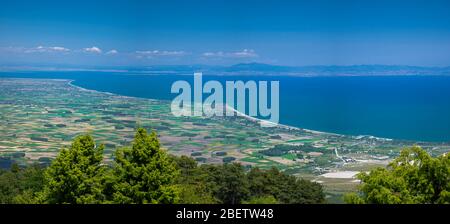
[{"xmin": 1, "ymin": 78, "xmax": 450, "ymax": 198}]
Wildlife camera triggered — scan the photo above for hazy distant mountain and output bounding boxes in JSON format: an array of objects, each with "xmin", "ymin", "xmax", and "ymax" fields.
[
  {"xmin": 208, "ymin": 63, "xmax": 450, "ymax": 76},
  {"xmin": 224, "ymin": 63, "xmax": 291, "ymax": 72},
  {"xmin": 2, "ymin": 63, "xmax": 450, "ymax": 76}
]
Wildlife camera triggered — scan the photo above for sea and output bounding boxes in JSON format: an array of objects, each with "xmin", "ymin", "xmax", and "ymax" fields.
[{"xmin": 1, "ymin": 71, "xmax": 450, "ymax": 142}]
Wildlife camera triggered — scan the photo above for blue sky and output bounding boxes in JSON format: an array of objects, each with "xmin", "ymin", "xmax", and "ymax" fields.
[{"xmin": 1, "ymin": 0, "xmax": 450, "ymax": 67}]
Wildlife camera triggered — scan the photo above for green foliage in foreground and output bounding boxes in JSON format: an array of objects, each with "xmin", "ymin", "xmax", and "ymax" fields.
[
  {"xmin": 0, "ymin": 164, "xmax": 44, "ymax": 203},
  {"xmin": 171, "ymin": 156, "xmax": 325, "ymax": 204},
  {"xmin": 0, "ymin": 128, "xmax": 324, "ymax": 204},
  {"xmin": 345, "ymin": 146, "xmax": 450, "ymax": 204},
  {"xmin": 111, "ymin": 128, "xmax": 179, "ymax": 204},
  {"xmin": 39, "ymin": 135, "xmax": 106, "ymax": 204}
]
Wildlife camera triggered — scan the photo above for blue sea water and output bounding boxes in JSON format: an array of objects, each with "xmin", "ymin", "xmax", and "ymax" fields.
[{"xmin": 1, "ymin": 71, "xmax": 450, "ymax": 142}]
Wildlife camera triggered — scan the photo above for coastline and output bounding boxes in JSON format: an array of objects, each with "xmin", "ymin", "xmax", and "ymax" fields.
[
  {"xmin": 67, "ymin": 78, "xmax": 397, "ymax": 142},
  {"xmin": 2, "ymin": 77, "xmax": 450, "ymax": 179},
  {"xmin": 0, "ymin": 76, "xmax": 439, "ymax": 143}
]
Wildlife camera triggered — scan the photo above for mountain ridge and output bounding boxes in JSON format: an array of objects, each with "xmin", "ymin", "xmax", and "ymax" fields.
[{"xmin": 2, "ymin": 63, "xmax": 450, "ymax": 77}]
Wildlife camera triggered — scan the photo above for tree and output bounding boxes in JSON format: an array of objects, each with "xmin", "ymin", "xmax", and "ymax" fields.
[
  {"xmin": 201, "ymin": 163, "xmax": 250, "ymax": 204},
  {"xmin": 243, "ymin": 195, "xmax": 279, "ymax": 204},
  {"xmin": 345, "ymin": 146, "xmax": 450, "ymax": 204},
  {"xmin": 39, "ymin": 135, "xmax": 106, "ymax": 204},
  {"xmin": 171, "ymin": 155, "xmax": 217, "ymax": 204},
  {"xmin": 247, "ymin": 167, "xmax": 324, "ymax": 204},
  {"xmin": 176, "ymin": 183, "xmax": 217, "ymax": 204},
  {"xmin": 111, "ymin": 128, "xmax": 179, "ymax": 204},
  {"xmin": 171, "ymin": 156, "xmax": 324, "ymax": 204},
  {"xmin": 171, "ymin": 155, "xmax": 198, "ymax": 183},
  {"xmin": 0, "ymin": 164, "xmax": 44, "ymax": 203}
]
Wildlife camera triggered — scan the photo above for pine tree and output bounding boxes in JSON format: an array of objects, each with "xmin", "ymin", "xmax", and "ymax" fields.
[
  {"xmin": 40, "ymin": 135, "xmax": 106, "ymax": 204},
  {"xmin": 112, "ymin": 128, "xmax": 179, "ymax": 203}
]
